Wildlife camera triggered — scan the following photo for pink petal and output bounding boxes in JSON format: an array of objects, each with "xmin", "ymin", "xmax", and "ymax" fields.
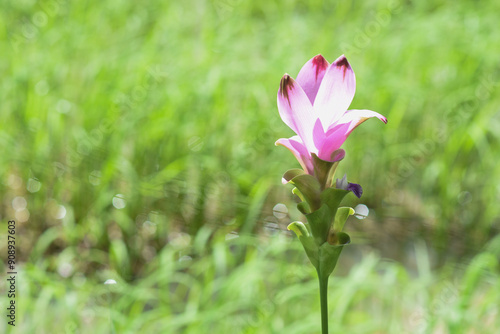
[
  {"xmin": 296, "ymin": 54, "xmax": 330, "ymax": 105},
  {"xmin": 312, "ymin": 118, "xmax": 326, "ymax": 153},
  {"xmin": 331, "ymin": 148, "xmax": 346, "ymax": 162},
  {"xmin": 336, "ymin": 109, "xmax": 387, "ymax": 135},
  {"xmin": 314, "ymin": 55, "xmax": 356, "ymax": 126},
  {"xmin": 277, "ymin": 75, "xmax": 316, "ymax": 152},
  {"xmin": 317, "ymin": 122, "xmax": 351, "ymax": 161},
  {"xmin": 275, "ymin": 136, "xmax": 314, "ymax": 175},
  {"xmin": 318, "ymin": 109, "xmax": 387, "ymax": 160}
]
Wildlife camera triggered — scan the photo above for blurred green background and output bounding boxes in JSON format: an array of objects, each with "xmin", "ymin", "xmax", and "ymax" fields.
[{"xmin": 1, "ymin": 0, "xmax": 500, "ymax": 333}]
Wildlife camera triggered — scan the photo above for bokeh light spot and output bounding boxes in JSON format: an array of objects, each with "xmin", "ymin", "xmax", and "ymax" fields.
[
  {"xmin": 354, "ymin": 204, "xmax": 369, "ymax": 219},
  {"xmin": 112, "ymin": 194, "xmax": 126, "ymax": 209},
  {"xmin": 15, "ymin": 209, "xmax": 30, "ymax": 222},
  {"xmin": 273, "ymin": 203, "xmax": 288, "ymax": 219},
  {"xmin": 12, "ymin": 196, "xmax": 27, "ymax": 211},
  {"xmin": 27, "ymin": 178, "xmax": 41, "ymax": 193}
]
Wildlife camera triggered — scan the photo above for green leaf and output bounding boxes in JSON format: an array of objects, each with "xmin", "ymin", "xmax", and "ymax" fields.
[
  {"xmin": 320, "ymin": 187, "xmax": 350, "ymax": 214},
  {"xmin": 297, "ymin": 201, "xmax": 311, "ymax": 215},
  {"xmin": 333, "ymin": 207, "xmax": 355, "ymax": 233},
  {"xmin": 288, "ymin": 222, "xmax": 319, "ymax": 269},
  {"xmin": 282, "ymin": 168, "xmax": 305, "ymax": 183},
  {"xmin": 300, "ymin": 235, "xmax": 320, "ymax": 269},
  {"xmin": 327, "ymin": 231, "xmax": 351, "ymax": 246},
  {"xmin": 311, "ymin": 152, "xmax": 344, "ymax": 189},
  {"xmin": 305, "ymin": 204, "xmax": 333, "ymax": 245},
  {"xmin": 292, "ymin": 187, "xmax": 306, "ymax": 203},
  {"xmin": 289, "ymin": 174, "xmax": 322, "ymax": 211},
  {"xmin": 318, "ymin": 241, "xmax": 346, "ymax": 279},
  {"xmin": 337, "ymin": 232, "xmax": 351, "ymax": 245},
  {"xmin": 287, "ymin": 221, "xmax": 310, "ymax": 238},
  {"xmin": 318, "ymin": 188, "xmax": 350, "ymax": 240}
]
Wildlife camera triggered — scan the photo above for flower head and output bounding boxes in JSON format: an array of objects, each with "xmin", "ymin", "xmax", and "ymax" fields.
[{"xmin": 275, "ymin": 54, "xmax": 387, "ymax": 175}]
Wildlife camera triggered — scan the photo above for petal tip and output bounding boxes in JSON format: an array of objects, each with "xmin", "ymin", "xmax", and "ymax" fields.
[
  {"xmin": 376, "ymin": 113, "xmax": 388, "ymax": 124},
  {"xmin": 312, "ymin": 55, "xmax": 329, "ymax": 75},
  {"xmin": 331, "ymin": 148, "xmax": 346, "ymax": 162},
  {"xmin": 279, "ymin": 74, "xmax": 295, "ymax": 103},
  {"xmin": 334, "ymin": 55, "xmax": 350, "ymax": 67},
  {"xmin": 330, "ymin": 55, "xmax": 352, "ymax": 81}
]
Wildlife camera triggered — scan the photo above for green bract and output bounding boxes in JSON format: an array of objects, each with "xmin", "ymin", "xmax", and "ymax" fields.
[{"xmin": 285, "ymin": 165, "xmax": 355, "ymax": 278}]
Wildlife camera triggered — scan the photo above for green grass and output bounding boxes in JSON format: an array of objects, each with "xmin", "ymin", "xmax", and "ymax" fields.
[
  {"xmin": 1, "ymin": 0, "xmax": 500, "ymax": 332},
  {"xmin": 1, "ymin": 233, "xmax": 500, "ymax": 333}
]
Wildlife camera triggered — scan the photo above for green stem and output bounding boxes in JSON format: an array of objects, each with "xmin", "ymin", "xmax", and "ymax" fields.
[{"xmin": 318, "ymin": 270, "xmax": 329, "ymax": 334}]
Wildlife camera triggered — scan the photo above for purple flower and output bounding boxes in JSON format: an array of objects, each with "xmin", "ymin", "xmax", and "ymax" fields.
[
  {"xmin": 336, "ymin": 174, "xmax": 363, "ymax": 198},
  {"xmin": 275, "ymin": 54, "xmax": 387, "ymax": 174}
]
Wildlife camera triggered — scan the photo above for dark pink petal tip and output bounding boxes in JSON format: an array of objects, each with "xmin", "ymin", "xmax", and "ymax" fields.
[
  {"xmin": 381, "ymin": 116, "xmax": 388, "ymax": 124},
  {"xmin": 312, "ymin": 55, "xmax": 329, "ymax": 78},
  {"xmin": 279, "ymin": 74, "xmax": 294, "ymax": 94},
  {"xmin": 333, "ymin": 55, "xmax": 352, "ymax": 79},
  {"xmin": 279, "ymin": 74, "xmax": 295, "ymax": 104},
  {"xmin": 334, "ymin": 55, "xmax": 351, "ymax": 68}
]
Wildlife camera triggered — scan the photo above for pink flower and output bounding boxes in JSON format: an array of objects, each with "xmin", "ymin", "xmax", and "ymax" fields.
[{"xmin": 275, "ymin": 54, "xmax": 387, "ymax": 174}]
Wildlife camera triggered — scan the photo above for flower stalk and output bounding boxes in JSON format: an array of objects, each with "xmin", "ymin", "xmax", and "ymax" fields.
[{"xmin": 318, "ymin": 272, "xmax": 329, "ymax": 334}]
